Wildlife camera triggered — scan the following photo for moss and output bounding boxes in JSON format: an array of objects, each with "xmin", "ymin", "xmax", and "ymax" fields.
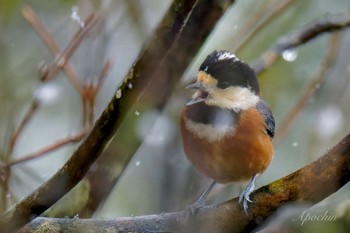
[{"xmin": 37, "ymin": 221, "xmax": 61, "ymax": 233}]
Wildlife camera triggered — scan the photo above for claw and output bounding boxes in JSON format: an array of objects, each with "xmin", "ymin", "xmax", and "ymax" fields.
[
  {"xmin": 184, "ymin": 180, "xmax": 216, "ymax": 220},
  {"xmin": 184, "ymin": 201, "xmax": 204, "ymax": 219},
  {"xmin": 239, "ymin": 175, "xmax": 258, "ymax": 215}
]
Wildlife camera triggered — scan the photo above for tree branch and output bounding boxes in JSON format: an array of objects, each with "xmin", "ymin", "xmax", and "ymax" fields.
[
  {"xmin": 19, "ymin": 132, "xmax": 350, "ymax": 232},
  {"xmin": 235, "ymin": 0, "xmax": 296, "ymax": 53},
  {"xmin": 252, "ymin": 16, "xmax": 350, "ymax": 74},
  {"xmin": 7, "ymin": 130, "xmax": 86, "ymax": 167}
]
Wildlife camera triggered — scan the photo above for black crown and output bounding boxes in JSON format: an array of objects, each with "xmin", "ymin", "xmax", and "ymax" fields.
[{"xmin": 199, "ymin": 50, "xmax": 259, "ymax": 94}]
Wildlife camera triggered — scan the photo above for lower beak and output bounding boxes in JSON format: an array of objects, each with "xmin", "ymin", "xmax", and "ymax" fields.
[{"xmin": 186, "ymin": 82, "xmax": 209, "ymax": 106}]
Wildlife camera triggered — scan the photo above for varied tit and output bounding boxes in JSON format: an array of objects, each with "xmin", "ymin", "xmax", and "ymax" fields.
[{"xmin": 180, "ymin": 50, "xmax": 275, "ymax": 214}]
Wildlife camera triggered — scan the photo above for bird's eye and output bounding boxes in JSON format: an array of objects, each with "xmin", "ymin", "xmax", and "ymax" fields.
[{"xmin": 217, "ymin": 81, "xmax": 229, "ymax": 89}]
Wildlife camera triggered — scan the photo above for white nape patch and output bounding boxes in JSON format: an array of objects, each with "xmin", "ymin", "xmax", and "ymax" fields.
[
  {"xmin": 217, "ymin": 51, "xmax": 240, "ymax": 62},
  {"xmin": 206, "ymin": 86, "xmax": 259, "ymax": 111},
  {"xmin": 185, "ymin": 119, "xmax": 235, "ymax": 142}
]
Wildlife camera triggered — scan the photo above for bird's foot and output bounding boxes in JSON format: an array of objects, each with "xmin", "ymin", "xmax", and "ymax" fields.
[
  {"xmin": 184, "ymin": 180, "xmax": 216, "ymax": 220},
  {"xmin": 239, "ymin": 175, "xmax": 257, "ymax": 215},
  {"xmin": 184, "ymin": 199, "xmax": 205, "ymax": 219}
]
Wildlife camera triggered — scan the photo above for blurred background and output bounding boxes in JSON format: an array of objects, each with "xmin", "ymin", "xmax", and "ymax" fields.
[{"xmin": 1, "ymin": 0, "xmax": 350, "ymax": 231}]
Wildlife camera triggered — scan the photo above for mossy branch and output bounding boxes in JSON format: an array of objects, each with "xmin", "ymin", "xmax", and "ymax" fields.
[{"xmin": 19, "ymin": 132, "xmax": 350, "ymax": 232}]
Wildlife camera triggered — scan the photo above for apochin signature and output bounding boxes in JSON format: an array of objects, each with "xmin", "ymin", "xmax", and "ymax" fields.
[{"xmin": 292, "ymin": 210, "xmax": 338, "ymax": 225}]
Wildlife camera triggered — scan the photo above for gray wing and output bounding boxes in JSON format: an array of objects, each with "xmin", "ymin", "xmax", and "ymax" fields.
[{"xmin": 256, "ymin": 99, "xmax": 275, "ymax": 138}]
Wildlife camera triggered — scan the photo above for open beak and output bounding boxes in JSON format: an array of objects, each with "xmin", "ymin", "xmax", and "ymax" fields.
[{"xmin": 186, "ymin": 82, "xmax": 209, "ymax": 106}]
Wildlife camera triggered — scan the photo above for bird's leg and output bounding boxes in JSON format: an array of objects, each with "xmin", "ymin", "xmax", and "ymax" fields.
[
  {"xmin": 186, "ymin": 180, "xmax": 216, "ymax": 216},
  {"xmin": 239, "ymin": 174, "xmax": 257, "ymax": 214}
]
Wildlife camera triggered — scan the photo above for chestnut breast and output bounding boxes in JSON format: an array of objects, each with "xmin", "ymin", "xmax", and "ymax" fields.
[{"xmin": 180, "ymin": 103, "xmax": 273, "ymax": 183}]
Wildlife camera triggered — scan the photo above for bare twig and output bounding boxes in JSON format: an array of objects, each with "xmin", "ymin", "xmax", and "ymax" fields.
[
  {"xmin": 235, "ymin": 0, "xmax": 295, "ymax": 53},
  {"xmin": 22, "ymin": 6, "xmax": 61, "ymax": 58},
  {"xmin": 1, "ymin": 4, "xmax": 104, "ymax": 219},
  {"xmin": 252, "ymin": 16, "xmax": 350, "ymax": 73},
  {"xmin": 4, "ymin": 100, "xmax": 40, "ymax": 209},
  {"xmin": 18, "ymin": 132, "xmax": 350, "ymax": 233},
  {"xmin": 45, "ymin": 13, "xmax": 99, "ymax": 85},
  {"xmin": 82, "ymin": 60, "xmax": 111, "ymax": 128},
  {"xmin": 96, "ymin": 61, "xmax": 111, "ymax": 93},
  {"xmin": 22, "ymin": 6, "xmax": 99, "ymax": 94},
  {"xmin": 7, "ymin": 131, "xmax": 86, "ymax": 167},
  {"xmin": 9, "ymin": 8, "xmax": 97, "ymax": 155},
  {"xmin": 275, "ymin": 32, "xmax": 342, "ymax": 142},
  {"xmin": 8, "ymin": 100, "xmax": 39, "ymax": 154},
  {"xmin": 0, "ymin": 0, "xmax": 235, "ymax": 231},
  {"xmin": 0, "ymin": 165, "xmax": 10, "ymax": 212}
]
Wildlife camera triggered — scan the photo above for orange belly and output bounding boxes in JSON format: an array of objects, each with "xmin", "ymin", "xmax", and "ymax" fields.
[{"xmin": 180, "ymin": 107, "xmax": 273, "ymax": 183}]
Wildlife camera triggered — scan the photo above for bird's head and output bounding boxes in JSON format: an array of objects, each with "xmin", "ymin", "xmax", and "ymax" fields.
[{"xmin": 186, "ymin": 50, "xmax": 260, "ymax": 111}]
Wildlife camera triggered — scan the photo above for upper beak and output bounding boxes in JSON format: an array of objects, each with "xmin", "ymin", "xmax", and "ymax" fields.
[
  {"xmin": 185, "ymin": 81, "xmax": 209, "ymax": 106},
  {"xmin": 186, "ymin": 81, "xmax": 204, "ymax": 90}
]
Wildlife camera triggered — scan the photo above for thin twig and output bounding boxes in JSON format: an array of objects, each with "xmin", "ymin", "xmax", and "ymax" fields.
[
  {"xmin": 0, "ymin": 165, "xmax": 10, "ymax": 212},
  {"xmin": 252, "ymin": 16, "xmax": 350, "ymax": 73},
  {"xmin": 81, "ymin": 84, "xmax": 95, "ymax": 129},
  {"xmin": 7, "ymin": 131, "xmax": 86, "ymax": 167},
  {"xmin": 22, "ymin": 6, "xmax": 99, "ymax": 94},
  {"xmin": 8, "ymin": 100, "xmax": 40, "ymax": 155},
  {"xmin": 22, "ymin": 6, "xmax": 60, "ymax": 56},
  {"xmin": 81, "ymin": 61, "xmax": 111, "ymax": 128},
  {"xmin": 45, "ymin": 13, "xmax": 99, "ymax": 84},
  {"xmin": 22, "ymin": 6, "xmax": 81, "ymax": 92},
  {"xmin": 96, "ymin": 61, "xmax": 111, "ymax": 93},
  {"xmin": 8, "ymin": 10, "xmax": 98, "ymax": 155},
  {"xmin": 275, "ymin": 33, "xmax": 342, "ymax": 142},
  {"xmin": 235, "ymin": 0, "xmax": 296, "ymax": 53}
]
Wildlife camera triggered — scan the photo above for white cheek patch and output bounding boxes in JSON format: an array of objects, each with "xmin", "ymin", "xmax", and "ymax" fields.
[
  {"xmin": 206, "ymin": 87, "xmax": 259, "ymax": 111},
  {"xmin": 185, "ymin": 118, "xmax": 235, "ymax": 142}
]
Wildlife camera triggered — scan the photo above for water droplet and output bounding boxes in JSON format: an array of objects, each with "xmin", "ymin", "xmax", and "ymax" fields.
[
  {"xmin": 35, "ymin": 83, "xmax": 61, "ymax": 105},
  {"xmin": 314, "ymin": 105, "xmax": 344, "ymax": 140},
  {"xmin": 282, "ymin": 49, "xmax": 298, "ymax": 62},
  {"xmin": 116, "ymin": 89, "xmax": 122, "ymax": 99},
  {"xmin": 71, "ymin": 6, "xmax": 85, "ymax": 28},
  {"xmin": 135, "ymin": 110, "xmax": 175, "ymax": 146}
]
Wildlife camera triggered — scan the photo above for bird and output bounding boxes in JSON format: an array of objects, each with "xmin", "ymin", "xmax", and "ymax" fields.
[{"xmin": 179, "ymin": 50, "xmax": 275, "ymax": 214}]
